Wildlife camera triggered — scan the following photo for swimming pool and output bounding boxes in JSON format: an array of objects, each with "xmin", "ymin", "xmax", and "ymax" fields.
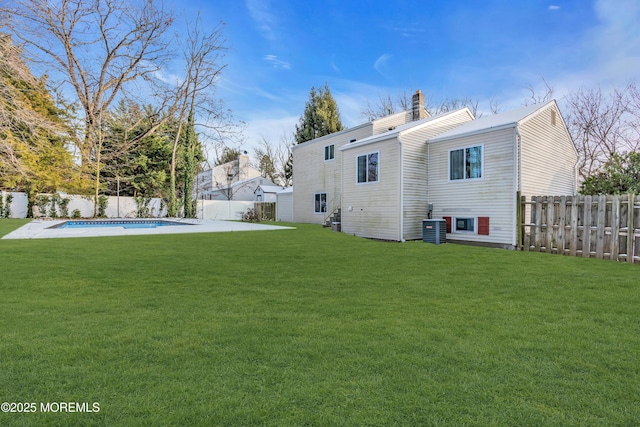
[{"xmin": 49, "ymin": 220, "xmax": 193, "ymax": 229}]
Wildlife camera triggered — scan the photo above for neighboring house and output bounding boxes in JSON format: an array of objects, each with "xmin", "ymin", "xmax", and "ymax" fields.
[
  {"xmin": 293, "ymin": 95, "xmax": 578, "ymax": 248},
  {"xmin": 195, "ymin": 155, "xmax": 275, "ymax": 201},
  {"xmin": 202, "ymin": 176, "xmax": 277, "ymax": 201},
  {"xmin": 254, "ymin": 185, "xmax": 287, "ymax": 203}
]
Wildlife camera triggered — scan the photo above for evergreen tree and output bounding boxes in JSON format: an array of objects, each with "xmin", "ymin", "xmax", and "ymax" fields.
[
  {"xmin": 182, "ymin": 110, "xmax": 202, "ymax": 218},
  {"xmin": 0, "ymin": 34, "xmax": 84, "ymax": 215},
  {"xmin": 294, "ymin": 84, "xmax": 344, "ymax": 144},
  {"xmin": 580, "ymin": 151, "xmax": 640, "ymax": 195},
  {"xmin": 215, "ymin": 147, "xmax": 242, "ymax": 166},
  {"xmin": 100, "ymin": 101, "xmax": 173, "ymax": 199},
  {"xmin": 284, "ymin": 152, "xmax": 293, "ymax": 183}
]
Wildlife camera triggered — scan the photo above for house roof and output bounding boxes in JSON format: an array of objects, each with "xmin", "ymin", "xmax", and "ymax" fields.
[
  {"xmin": 255, "ymin": 185, "xmax": 287, "ymax": 194},
  {"xmin": 291, "ymin": 108, "xmax": 428, "ymax": 150},
  {"xmin": 429, "ymin": 100, "xmax": 555, "ymax": 143},
  {"xmin": 340, "ymin": 108, "xmax": 473, "ymax": 151},
  {"xmin": 291, "ymin": 122, "xmax": 371, "ymax": 149}
]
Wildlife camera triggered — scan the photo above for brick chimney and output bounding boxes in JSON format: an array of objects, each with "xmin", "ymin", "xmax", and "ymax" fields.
[{"xmin": 412, "ymin": 90, "xmax": 426, "ymax": 121}]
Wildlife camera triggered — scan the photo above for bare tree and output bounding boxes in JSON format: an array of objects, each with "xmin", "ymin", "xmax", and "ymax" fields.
[
  {"xmin": 1, "ymin": 0, "xmax": 178, "ymax": 215},
  {"xmin": 361, "ymin": 90, "xmax": 484, "ymax": 120},
  {"xmin": 361, "ymin": 91, "xmax": 413, "ymax": 121},
  {"xmin": 165, "ymin": 14, "xmax": 229, "ymax": 216},
  {"xmin": 425, "ymin": 96, "xmax": 480, "ymax": 118},
  {"xmin": 523, "ymin": 77, "xmax": 554, "ymax": 106},
  {"xmin": 252, "ymin": 135, "xmax": 293, "ymax": 186},
  {"xmin": 564, "ymin": 84, "xmax": 638, "ymax": 180}
]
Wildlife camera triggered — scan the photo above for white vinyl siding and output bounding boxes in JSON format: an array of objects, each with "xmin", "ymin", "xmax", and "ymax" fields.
[
  {"xmin": 341, "ymin": 139, "xmax": 400, "ymax": 240},
  {"xmin": 276, "ymin": 192, "xmax": 293, "ymax": 222},
  {"xmin": 371, "ymin": 111, "xmax": 414, "ymax": 135},
  {"xmin": 519, "ymin": 104, "xmax": 578, "ymax": 197},
  {"xmin": 401, "ymin": 109, "xmax": 475, "ymax": 240},
  {"xmin": 292, "ymin": 124, "xmax": 373, "ymax": 223},
  {"xmin": 428, "ymin": 128, "xmax": 515, "ymax": 246}
]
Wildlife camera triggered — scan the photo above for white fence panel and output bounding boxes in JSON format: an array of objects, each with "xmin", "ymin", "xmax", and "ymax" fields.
[{"xmin": 198, "ymin": 200, "xmax": 253, "ymax": 220}]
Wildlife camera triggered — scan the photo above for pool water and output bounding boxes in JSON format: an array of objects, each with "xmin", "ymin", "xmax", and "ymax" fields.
[{"xmin": 51, "ymin": 220, "xmax": 191, "ymax": 229}]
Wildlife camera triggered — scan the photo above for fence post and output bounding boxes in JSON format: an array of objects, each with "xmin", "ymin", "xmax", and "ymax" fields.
[
  {"xmin": 558, "ymin": 196, "xmax": 567, "ymax": 255},
  {"xmin": 582, "ymin": 195, "xmax": 592, "ymax": 257},
  {"xmin": 534, "ymin": 196, "xmax": 542, "ymax": 251},
  {"xmin": 595, "ymin": 195, "xmax": 606, "ymax": 259},
  {"xmin": 545, "ymin": 196, "xmax": 554, "ymax": 253},
  {"xmin": 611, "ymin": 196, "xmax": 620, "ymax": 261},
  {"xmin": 628, "ymin": 194, "xmax": 636, "ymax": 264},
  {"xmin": 569, "ymin": 195, "xmax": 578, "ymax": 256}
]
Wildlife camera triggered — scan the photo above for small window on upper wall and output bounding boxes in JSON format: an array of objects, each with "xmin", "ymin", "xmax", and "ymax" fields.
[
  {"xmin": 449, "ymin": 145, "xmax": 482, "ymax": 181},
  {"xmin": 324, "ymin": 144, "xmax": 335, "ymax": 161},
  {"xmin": 357, "ymin": 152, "xmax": 379, "ymax": 183},
  {"xmin": 551, "ymin": 110, "xmax": 557, "ymax": 126}
]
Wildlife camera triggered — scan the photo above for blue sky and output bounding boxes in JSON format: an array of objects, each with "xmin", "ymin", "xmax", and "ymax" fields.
[{"xmin": 166, "ymin": 0, "xmax": 640, "ymax": 155}]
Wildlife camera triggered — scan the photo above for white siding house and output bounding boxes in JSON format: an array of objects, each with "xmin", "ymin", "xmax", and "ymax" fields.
[{"xmin": 291, "ymin": 96, "xmax": 577, "ymax": 248}]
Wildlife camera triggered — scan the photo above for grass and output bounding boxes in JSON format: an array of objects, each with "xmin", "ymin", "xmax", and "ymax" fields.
[{"xmin": 0, "ymin": 219, "xmax": 639, "ymax": 426}]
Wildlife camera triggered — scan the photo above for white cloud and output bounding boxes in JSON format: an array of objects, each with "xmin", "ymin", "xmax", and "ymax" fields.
[
  {"xmin": 246, "ymin": 0, "xmax": 277, "ymax": 40},
  {"xmin": 587, "ymin": 0, "xmax": 640, "ymax": 85},
  {"xmin": 330, "ymin": 56, "xmax": 340, "ymax": 74},
  {"xmin": 548, "ymin": 5, "xmax": 560, "ymax": 10},
  {"xmin": 373, "ymin": 54, "xmax": 393, "ymax": 78},
  {"xmin": 242, "ymin": 115, "xmax": 299, "ymax": 152},
  {"xmin": 263, "ymin": 55, "xmax": 291, "ymax": 69}
]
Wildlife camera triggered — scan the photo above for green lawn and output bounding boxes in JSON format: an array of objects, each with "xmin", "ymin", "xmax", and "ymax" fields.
[{"xmin": 0, "ymin": 219, "xmax": 639, "ymax": 426}]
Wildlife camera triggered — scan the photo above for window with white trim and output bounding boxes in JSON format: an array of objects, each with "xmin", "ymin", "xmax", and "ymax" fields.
[
  {"xmin": 357, "ymin": 152, "xmax": 379, "ymax": 183},
  {"xmin": 314, "ymin": 193, "xmax": 327, "ymax": 213},
  {"xmin": 449, "ymin": 145, "xmax": 482, "ymax": 180},
  {"xmin": 324, "ymin": 144, "xmax": 335, "ymax": 161}
]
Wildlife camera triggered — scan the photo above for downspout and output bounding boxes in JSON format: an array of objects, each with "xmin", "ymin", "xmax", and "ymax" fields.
[
  {"xmin": 427, "ymin": 141, "xmax": 430, "ymax": 214},
  {"xmin": 398, "ymin": 134, "xmax": 405, "ymax": 242},
  {"xmin": 514, "ymin": 126, "xmax": 522, "ymax": 247}
]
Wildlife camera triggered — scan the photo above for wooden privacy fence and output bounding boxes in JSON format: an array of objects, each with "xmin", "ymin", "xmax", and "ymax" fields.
[
  {"xmin": 254, "ymin": 202, "xmax": 276, "ymax": 221},
  {"xmin": 519, "ymin": 194, "xmax": 640, "ymax": 264}
]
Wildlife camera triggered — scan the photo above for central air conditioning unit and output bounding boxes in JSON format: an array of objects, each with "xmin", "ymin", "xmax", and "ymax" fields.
[{"xmin": 422, "ymin": 219, "xmax": 446, "ymax": 244}]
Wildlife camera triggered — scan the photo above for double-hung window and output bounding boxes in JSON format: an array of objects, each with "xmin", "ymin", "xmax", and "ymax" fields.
[
  {"xmin": 324, "ymin": 144, "xmax": 335, "ymax": 161},
  {"xmin": 449, "ymin": 145, "xmax": 482, "ymax": 180},
  {"xmin": 314, "ymin": 193, "xmax": 327, "ymax": 213},
  {"xmin": 357, "ymin": 152, "xmax": 379, "ymax": 183}
]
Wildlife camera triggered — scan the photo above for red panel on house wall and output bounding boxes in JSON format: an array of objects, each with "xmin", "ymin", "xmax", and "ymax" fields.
[
  {"xmin": 478, "ymin": 217, "xmax": 490, "ymax": 235},
  {"xmin": 443, "ymin": 216, "xmax": 452, "ymax": 233}
]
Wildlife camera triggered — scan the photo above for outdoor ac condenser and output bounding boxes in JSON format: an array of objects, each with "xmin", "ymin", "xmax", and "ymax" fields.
[{"xmin": 422, "ymin": 219, "xmax": 446, "ymax": 244}]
